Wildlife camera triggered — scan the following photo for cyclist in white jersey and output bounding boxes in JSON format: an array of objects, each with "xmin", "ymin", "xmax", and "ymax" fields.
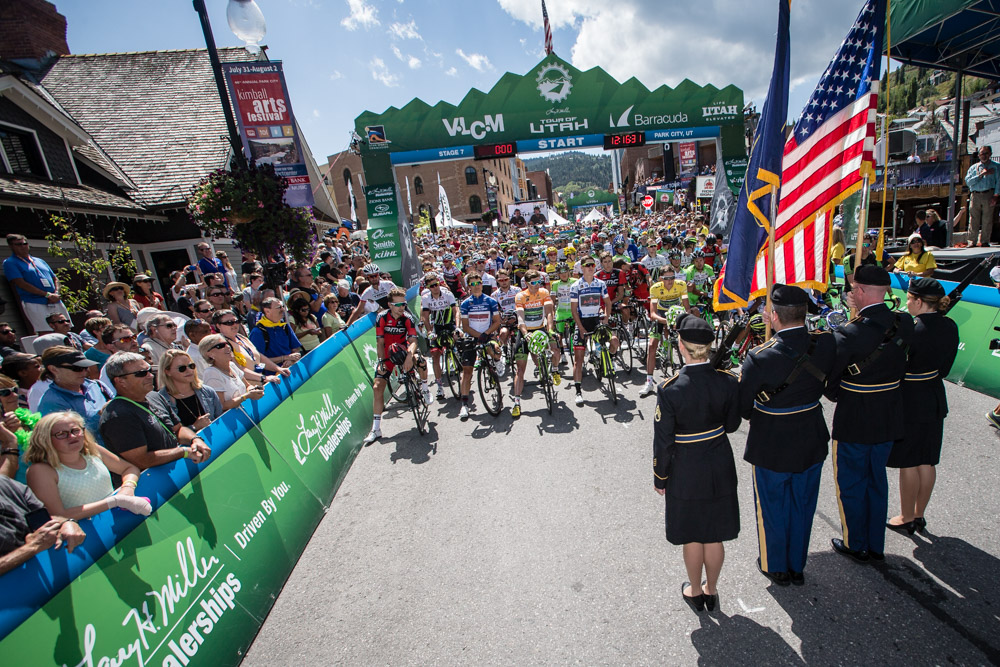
[
  {"xmin": 420, "ymin": 272, "xmax": 459, "ymax": 399},
  {"xmin": 639, "ymin": 241, "xmax": 670, "ymax": 283},
  {"xmin": 493, "ymin": 268, "xmax": 521, "ymax": 347}
]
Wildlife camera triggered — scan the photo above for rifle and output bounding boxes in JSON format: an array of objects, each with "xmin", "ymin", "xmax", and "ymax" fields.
[
  {"xmin": 942, "ymin": 252, "xmax": 998, "ymax": 315},
  {"xmin": 711, "ymin": 314, "xmax": 750, "ymax": 369}
]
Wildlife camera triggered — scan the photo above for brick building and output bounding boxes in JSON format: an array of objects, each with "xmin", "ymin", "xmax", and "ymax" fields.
[
  {"xmin": 524, "ymin": 170, "xmax": 554, "ymax": 206},
  {"xmin": 326, "ymin": 150, "xmax": 529, "ymax": 228}
]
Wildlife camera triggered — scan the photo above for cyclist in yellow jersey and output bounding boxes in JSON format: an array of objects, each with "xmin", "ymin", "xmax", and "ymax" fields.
[{"xmin": 641, "ymin": 266, "xmax": 691, "ymax": 397}]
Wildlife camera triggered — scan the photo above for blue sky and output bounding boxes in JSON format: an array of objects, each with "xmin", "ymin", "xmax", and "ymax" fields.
[{"xmin": 61, "ymin": 0, "xmax": 877, "ymax": 165}]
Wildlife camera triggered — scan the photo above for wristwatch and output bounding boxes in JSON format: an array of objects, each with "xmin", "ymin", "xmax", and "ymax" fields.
[{"xmin": 1, "ymin": 449, "xmax": 19, "ymax": 457}]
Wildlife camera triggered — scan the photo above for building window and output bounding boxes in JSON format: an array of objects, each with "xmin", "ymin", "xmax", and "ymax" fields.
[
  {"xmin": 0, "ymin": 125, "xmax": 47, "ymax": 179},
  {"xmin": 465, "ymin": 167, "xmax": 478, "ymax": 185},
  {"xmin": 342, "ymin": 168, "xmax": 352, "ymax": 186},
  {"xmin": 414, "ymin": 176, "xmax": 424, "ymax": 194},
  {"xmin": 469, "ymin": 195, "xmax": 482, "ymax": 214}
]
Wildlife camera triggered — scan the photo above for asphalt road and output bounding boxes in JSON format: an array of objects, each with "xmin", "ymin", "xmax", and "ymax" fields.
[{"xmin": 243, "ymin": 357, "xmax": 1000, "ymax": 666}]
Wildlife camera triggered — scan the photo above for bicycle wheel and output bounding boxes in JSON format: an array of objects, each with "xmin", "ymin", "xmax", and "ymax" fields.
[
  {"xmin": 444, "ymin": 347, "xmax": 462, "ymax": 399},
  {"xmin": 476, "ymin": 364, "xmax": 503, "ymax": 416},
  {"xmin": 537, "ymin": 355, "xmax": 554, "ymax": 414},
  {"xmin": 407, "ymin": 375, "xmax": 428, "ymax": 435},
  {"xmin": 631, "ymin": 311, "xmax": 648, "ymax": 348},
  {"xmin": 602, "ymin": 349, "xmax": 617, "ymax": 404},
  {"xmin": 614, "ymin": 326, "xmax": 634, "ymax": 375},
  {"xmin": 389, "ymin": 368, "xmax": 409, "ymax": 403}
]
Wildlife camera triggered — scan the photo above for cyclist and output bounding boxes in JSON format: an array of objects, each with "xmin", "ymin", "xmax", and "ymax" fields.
[
  {"xmin": 363, "ymin": 288, "xmax": 431, "ymax": 445},
  {"xmin": 550, "ymin": 262, "xmax": 575, "ymax": 368},
  {"xmin": 596, "ymin": 251, "xmax": 626, "ymax": 322},
  {"xmin": 512, "ymin": 250, "xmax": 531, "ymax": 284},
  {"xmin": 639, "ymin": 239, "xmax": 669, "ymax": 283},
  {"xmin": 493, "ymin": 269, "xmax": 521, "ymax": 348},
  {"xmin": 470, "ymin": 255, "xmax": 497, "ymax": 295},
  {"xmin": 641, "ymin": 266, "xmax": 691, "ymax": 397},
  {"xmin": 570, "ymin": 256, "xmax": 617, "ymax": 407},
  {"xmin": 441, "ymin": 253, "xmax": 466, "ymax": 297},
  {"xmin": 513, "ymin": 269, "xmax": 561, "ymax": 418},
  {"xmin": 701, "ymin": 233, "xmax": 723, "ymax": 270},
  {"xmin": 684, "ymin": 250, "xmax": 716, "ymax": 317},
  {"xmin": 347, "ymin": 262, "xmax": 397, "ymax": 325},
  {"xmin": 420, "ymin": 272, "xmax": 459, "ymax": 400},
  {"xmin": 544, "ymin": 246, "xmax": 560, "ymax": 279},
  {"xmin": 667, "ymin": 249, "xmax": 684, "ymax": 275},
  {"xmin": 612, "ymin": 242, "xmax": 629, "ymax": 264},
  {"xmin": 458, "ymin": 272, "xmax": 503, "ymax": 420},
  {"xmin": 680, "ymin": 238, "xmax": 697, "ymax": 268}
]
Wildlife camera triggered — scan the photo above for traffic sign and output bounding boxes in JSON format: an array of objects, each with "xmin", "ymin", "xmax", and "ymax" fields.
[{"xmin": 643, "ymin": 194, "xmax": 654, "ymax": 209}]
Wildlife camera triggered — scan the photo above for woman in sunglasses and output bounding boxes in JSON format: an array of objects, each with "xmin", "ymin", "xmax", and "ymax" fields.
[
  {"xmin": 288, "ymin": 295, "xmax": 324, "ymax": 353},
  {"xmin": 131, "ymin": 275, "xmax": 166, "ymax": 311},
  {"xmin": 198, "ymin": 334, "xmax": 266, "ymax": 410},
  {"xmin": 0, "ymin": 373, "xmax": 38, "ymax": 482},
  {"xmin": 147, "ymin": 349, "xmax": 224, "ymax": 432},
  {"xmin": 211, "ymin": 310, "xmax": 290, "ymax": 380},
  {"xmin": 103, "ymin": 282, "xmax": 141, "ymax": 331},
  {"xmin": 24, "ymin": 411, "xmax": 150, "ymax": 521}
]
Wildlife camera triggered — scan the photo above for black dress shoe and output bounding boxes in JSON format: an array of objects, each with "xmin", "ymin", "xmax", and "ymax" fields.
[
  {"xmin": 886, "ymin": 520, "xmax": 916, "ymax": 535},
  {"xmin": 789, "ymin": 571, "xmax": 805, "ymax": 586},
  {"xmin": 914, "ymin": 517, "xmax": 927, "ymax": 534},
  {"xmin": 701, "ymin": 580, "xmax": 719, "ymax": 611},
  {"xmin": 831, "ymin": 538, "xmax": 870, "ymax": 562},
  {"xmin": 757, "ymin": 558, "xmax": 791, "ymax": 586},
  {"xmin": 681, "ymin": 581, "xmax": 705, "ymax": 612},
  {"xmin": 868, "ymin": 550, "xmax": 885, "ymax": 562}
]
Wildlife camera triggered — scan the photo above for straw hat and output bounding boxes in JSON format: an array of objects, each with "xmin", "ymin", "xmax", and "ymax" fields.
[{"xmin": 102, "ymin": 282, "xmax": 130, "ymax": 300}]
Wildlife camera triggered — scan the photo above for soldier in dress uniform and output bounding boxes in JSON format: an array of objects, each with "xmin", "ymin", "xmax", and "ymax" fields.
[
  {"xmin": 886, "ymin": 277, "xmax": 959, "ymax": 535},
  {"xmin": 738, "ymin": 285, "xmax": 837, "ymax": 586},
  {"xmin": 653, "ymin": 314, "xmax": 741, "ymax": 613},
  {"xmin": 824, "ymin": 265, "xmax": 913, "ymax": 563}
]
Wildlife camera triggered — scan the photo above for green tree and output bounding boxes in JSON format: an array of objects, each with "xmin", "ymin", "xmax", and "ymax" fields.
[{"xmin": 45, "ymin": 215, "xmax": 136, "ymax": 313}]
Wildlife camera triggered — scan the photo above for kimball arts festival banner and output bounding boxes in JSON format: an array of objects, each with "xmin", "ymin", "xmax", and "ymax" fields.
[
  {"xmin": 0, "ymin": 323, "xmax": 389, "ymax": 665},
  {"xmin": 222, "ymin": 61, "xmax": 314, "ymax": 208}
]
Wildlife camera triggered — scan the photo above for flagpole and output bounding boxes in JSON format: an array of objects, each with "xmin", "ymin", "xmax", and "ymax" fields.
[
  {"xmin": 851, "ymin": 173, "xmax": 871, "ymax": 318},
  {"xmin": 765, "ymin": 184, "xmax": 777, "ymax": 340},
  {"xmin": 876, "ymin": 0, "xmax": 892, "ymax": 262}
]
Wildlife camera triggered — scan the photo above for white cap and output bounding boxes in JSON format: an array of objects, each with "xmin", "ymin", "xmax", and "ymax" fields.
[{"xmin": 990, "ymin": 265, "xmax": 1000, "ymax": 284}]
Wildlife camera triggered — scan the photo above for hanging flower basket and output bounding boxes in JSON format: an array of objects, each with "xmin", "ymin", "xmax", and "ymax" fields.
[{"xmin": 187, "ymin": 163, "xmax": 316, "ymax": 263}]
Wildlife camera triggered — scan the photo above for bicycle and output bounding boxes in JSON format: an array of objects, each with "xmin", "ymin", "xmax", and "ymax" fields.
[
  {"xmin": 526, "ymin": 330, "xmax": 558, "ymax": 414},
  {"xmin": 586, "ymin": 323, "xmax": 619, "ymax": 404},
  {"xmin": 652, "ymin": 305, "xmax": 686, "ymax": 377},
  {"xmin": 716, "ymin": 312, "xmax": 767, "ymax": 370},
  {"xmin": 475, "ymin": 340, "xmax": 504, "ymax": 416},
  {"xmin": 434, "ymin": 329, "xmax": 463, "ymax": 400},
  {"xmin": 382, "ymin": 361, "xmax": 429, "ymax": 435}
]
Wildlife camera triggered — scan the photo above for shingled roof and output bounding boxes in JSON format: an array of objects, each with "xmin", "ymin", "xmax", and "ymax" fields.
[{"xmin": 40, "ymin": 47, "xmax": 253, "ymax": 209}]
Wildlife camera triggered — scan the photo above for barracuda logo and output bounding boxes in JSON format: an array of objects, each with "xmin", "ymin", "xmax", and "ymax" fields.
[
  {"xmin": 609, "ymin": 105, "xmax": 634, "ymax": 128},
  {"xmin": 633, "ymin": 112, "xmax": 688, "ymax": 126}
]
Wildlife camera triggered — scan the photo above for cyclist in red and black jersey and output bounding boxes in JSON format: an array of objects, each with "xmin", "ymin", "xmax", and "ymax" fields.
[
  {"xmin": 625, "ymin": 261, "xmax": 651, "ymax": 302},
  {"xmin": 441, "ymin": 253, "xmax": 465, "ymax": 297},
  {"xmin": 596, "ymin": 251, "xmax": 624, "ymax": 308},
  {"xmin": 363, "ymin": 288, "xmax": 430, "ymax": 445}
]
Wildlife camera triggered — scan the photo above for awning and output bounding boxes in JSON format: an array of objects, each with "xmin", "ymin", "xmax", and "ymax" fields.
[{"xmin": 889, "ymin": 1, "xmax": 1000, "ymax": 79}]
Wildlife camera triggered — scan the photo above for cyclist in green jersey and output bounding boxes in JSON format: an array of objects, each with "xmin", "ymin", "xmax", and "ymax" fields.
[
  {"xmin": 683, "ymin": 250, "xmax": 716, "ymax": 310},
  {"xmin": 550, "ymin": 262, "xmax": 575, "ymax": 368}
]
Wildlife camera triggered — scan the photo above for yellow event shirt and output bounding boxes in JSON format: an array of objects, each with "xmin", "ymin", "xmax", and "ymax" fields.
[
  {"xmin": 895, "ymin": 252, "xmax": 937, "ymax": 274},
  {"xmin": 650, "ymin": 279, "xmax": 688, "ymax": 311}
]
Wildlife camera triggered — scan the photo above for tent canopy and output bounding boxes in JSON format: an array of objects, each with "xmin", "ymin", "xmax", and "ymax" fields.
[
  {"xmin": 547, "ymin": 209, "xmax": 571, "ymax": 226},
  {"xmin": 889, "ymin": 0, "xmax": 1000, "ymax": 79},
  {"xmin": 581, "ymin": 208, "xmax": 607, "ymax": 223}
]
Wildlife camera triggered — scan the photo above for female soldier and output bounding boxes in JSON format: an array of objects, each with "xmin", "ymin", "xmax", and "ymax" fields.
[
  {"xmin": 653, "ymin": 314, "xmax": 741, "ymax": 612},
  {"xmin": 886, "ymin": 277, "xmax": 959, "ymax": 534}
]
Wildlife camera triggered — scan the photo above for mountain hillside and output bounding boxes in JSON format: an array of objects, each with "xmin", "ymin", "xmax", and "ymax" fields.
[{"xmin": 522, "ymin": 151, "xmax": 613, "ymax": 196}]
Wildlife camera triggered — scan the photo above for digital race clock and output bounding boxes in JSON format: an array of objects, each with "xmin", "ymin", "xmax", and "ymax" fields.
[
  {"xmin": 473, "ymin": 142, "xmax": 518, "ymax": 160},
  {"xmin": 603, "ymin": 132, "xmax": 646, "ymax": 150}
]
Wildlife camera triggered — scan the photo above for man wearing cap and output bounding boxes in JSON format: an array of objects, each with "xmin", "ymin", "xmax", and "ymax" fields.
[
  {"xmin": 3, "ymin": 234, "xmax": 70, "ymax": 335},
  {"xmin": 824, "ymin": 265, "xmax": 913, "ymax": 563},
  {"xmin": 738, "ymin": 285, "xmax": 837, "ymax": 586},
  {"xmin": 36, "ymin": 346, "xmax": 107, "ymax": 441},
  {"xmin": 653, "ymin": 314, "xmax": 741, "ymax": 611}
]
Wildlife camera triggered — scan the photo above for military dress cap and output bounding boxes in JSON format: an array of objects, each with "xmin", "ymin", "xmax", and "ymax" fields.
[
  {"xmin": 907, "ymin": 276, "xmax": 945, "ymax": 298},
  {"xmin": 853, "ymin": 264, "xmax": 891, "ymax": 286},
  {"xmin": 771, "ymin": 283, "xmax": 809, "ymax": 306},
  {"xmin": 676, "ymin": 313, "xmax": 715, "ymax": 344}
]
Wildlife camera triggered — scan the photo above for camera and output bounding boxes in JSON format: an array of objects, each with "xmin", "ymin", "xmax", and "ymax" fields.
[{"xmin": 990, "ymin": 326, "xmax": 1000, "ymax": 351}]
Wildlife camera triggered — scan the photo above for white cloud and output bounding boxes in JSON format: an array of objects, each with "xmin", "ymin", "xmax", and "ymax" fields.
[
  {"xmin": 312, "ymin": 109, "xmax": 321, "ymax": 118},
  {"xmin": 389, "ymin": 20, "xmax": 422, "ymax": 40},
  {"xmin": 391, "ymin": 45, "xmax": 421, "ymax": 69},
  {"xmin": 370, "ymin": 57, "xmax": 399, "ymax": 87},
  {"xmin": 499, "ymin": 0, "xmax": 869, "ymax": 115},
  {"xmin": 455, "ymin": 49, "xmax": 493, "ymax": 72},
  {"xmin": 445, "ymin": 66, "xmax": 458, "ymax": 77},
  {"xmin": 329, "ymin": 70, "xmax": 344, "ymax": 80},
  {"xmin": 341, "ymin": 0, "xmax": 378, "ymax": 31}
]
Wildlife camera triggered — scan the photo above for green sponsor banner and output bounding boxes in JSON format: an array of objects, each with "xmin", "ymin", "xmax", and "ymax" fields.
[
  {"xmin": 355, "ymin": 54, "xmax": 744, "ymax": 154},
  {"xmin": 254, "ymin": 334, "xmax": 377, "ymax": 506},
  {"xmin": 723, "ymin": 157, "xmax": 748, "ymax": 195},
  {"xmin": 0, "ymin": 426, "xmax": 324, "ymax": 666},
  {"xmin": 567, "ymin": 188, "xmax": 618, "ymax": 212},
  {"xmin": 364, "ymin": 182, "xmax": 404, "ymax": 281}
]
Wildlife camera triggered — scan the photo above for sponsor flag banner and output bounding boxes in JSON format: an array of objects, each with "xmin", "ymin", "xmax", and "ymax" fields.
[
  {"xmin": 222, "ymin": 61, "xmax": 314, "ymax": 208},
  {"xmin": 710, "ymin": 152, "xmax": 738, "ymax": 240},
  {"xmin": 748, "ymin": 0, "xmax": 885, "ymax": 294},
  {"xmin": 437, "ymin": 173, "xmax": 453, "ymax": 227},
  {"xmin": 715, "ymin": 0, "xmax": 791, "ymax": 310}
]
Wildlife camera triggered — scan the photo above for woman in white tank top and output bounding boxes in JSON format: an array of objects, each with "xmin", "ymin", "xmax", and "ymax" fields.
[{"xmin": 24, "ymin": 412, "xmax": 151, "ymax": 520}]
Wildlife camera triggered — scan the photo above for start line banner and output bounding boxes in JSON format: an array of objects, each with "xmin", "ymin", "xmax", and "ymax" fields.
[{"xmin": 0, "ymin": 287, "xmax": 419, "ymax": 665}]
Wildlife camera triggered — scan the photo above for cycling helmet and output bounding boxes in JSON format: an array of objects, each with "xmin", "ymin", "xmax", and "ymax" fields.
[
  {"xmin": 546, "ymin": 246, "xmax": 558, "ymax": 253},
  {"xmin": 691, "ymin": 249, "xmax": 706, "ymax": 259},
  {"xmin": 665, "ymin": 305, "xmax": 686, "ymax": 327},
  {"xmin": 598, "ymin": 232, "xmax": 608, "ymax": 239},
  {"xmin": 556, "ymin": 262, "xmax": 571, "ymax": 273},
  {"xmin": 518, "ymin": 249, "xmax": 530, "ymax": 258},
  {"xmin": 387, "ymin": 342, "xmax": 409, "ymax": 366},
  {"xmin": 748, "ymin": 313, "xmax": 767, "ymax": 334},
  {"xmin": 706, "ymin": 234, "xmax": 717, "ymax": 243},
  {"xmin": 362, "ymin": 262, "xmax": 381, "ymax": 275},
  {"xmin": 684, "ymin": 237, "xmax": 697, "ymax": 246},
  {"xmin": 663, "ymin": 236, "xmax": 675, "ymax": 246},
  {"xmin": 668, "ymin": 250, "xmax": 682, "ymax": 259},
  {"xmin": 442, "ymin": 252, "xmax": 455, "ymax": 262},
  {"xmin": 564, "ymin": 245, "xmax": 577, "ymax": 255},
  {"xmin": 472, "ymin": 254, "xmax": 486, "ymax": 262},
  {"xmin": 527, "ymin": 330, "xmax": 551, "ymax": 356}
]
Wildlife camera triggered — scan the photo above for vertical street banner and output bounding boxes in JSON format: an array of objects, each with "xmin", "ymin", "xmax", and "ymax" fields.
[
  {"xmin": 363, "ymin": 183, "xmax": 419, "ymax": 287},
  {"xmin": 679, "ymin": 141, "xmax": 698, "ymax": 173},
  {"xmin": 221, "ymin": 61, "xmax": 315, "ymax": 208}
]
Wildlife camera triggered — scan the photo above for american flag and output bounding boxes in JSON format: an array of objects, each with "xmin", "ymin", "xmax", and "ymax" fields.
[
  {"xmin": 542, "ymin": 0, "xmax": 553, "ymax": 55},
  {"xmin": 747, "ymin": 0, "xmax": 885, "ymax": 297}
]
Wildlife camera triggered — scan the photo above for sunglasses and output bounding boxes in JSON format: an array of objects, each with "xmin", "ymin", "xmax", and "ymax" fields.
[
  {"xmin": 56, "ymin": 364, "xmax": 88, "ymax": 372},
  {"xmin": 210, "ymin": 292, "xmax": 228, "ymax": 297},
  {"xmin": 217, "ymin": 319, "xmax": 238, "ymax": 326},
  {"xmin": 582, "ymin": 263, "xmax": 596, "ymax": 269},
  {"xmin": 10, "ymin": 241, "xmax": 28, "ymax": 246},
  {"xmin": 52, "ymin": 426, "xmax": 85, "ymax": 440},
  {"xmin": 0, "ymin": 388, "xmax": 17, "ymax": 398},
  {"xmin": 195, "ymin": 309, "xmax": 214, "ymax": 314},
  {"xmin": 110, "ymin": 286, "xmax": 125, "ymax": 292},
  {"xmin": 158, "ymin": 322, "xmax": 177, "ymax": 329},
  {"xmin": 425, "ymin": 282, "xmax": 439, "ymax": 288},
  {"xmin": 389, "ymin": 302, "xmax": 407, "ymax": 308},
  {"xmin": 114, "ymin": 335, "xmax": 136, "ymax": 343},
  {"xmin": 116, "ymin": 367, "xmax": 153, "ymax": 378},
  {"xmin": 211, "ymin": 342, "xmax": 231, "ymax": 351},
  {"xmin": 467, "ymin": 281, "xmax": 482, "ymax": 287},
  {"xmin": 50, "ymin": 319, "xmax": 69, "ymax": 324},
  {"xmin": 173, "ymin": 363, "xmax": 197, "ymax": 372},
  {"xmin": 528, "ymin": 280, "xmax": 542, "ymax": 286}
]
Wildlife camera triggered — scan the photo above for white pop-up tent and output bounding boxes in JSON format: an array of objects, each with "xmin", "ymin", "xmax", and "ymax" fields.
[
  {"xmin": 581, "ymin": 208, "xmax": 608, "ymax": 224},
  {"xmin": 435, "ymin": 210, "xmax": 475, "ymax": 230},
  {"xmin": 547, "ymin": 209, "xmax": 571, "ymax": 226}
]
